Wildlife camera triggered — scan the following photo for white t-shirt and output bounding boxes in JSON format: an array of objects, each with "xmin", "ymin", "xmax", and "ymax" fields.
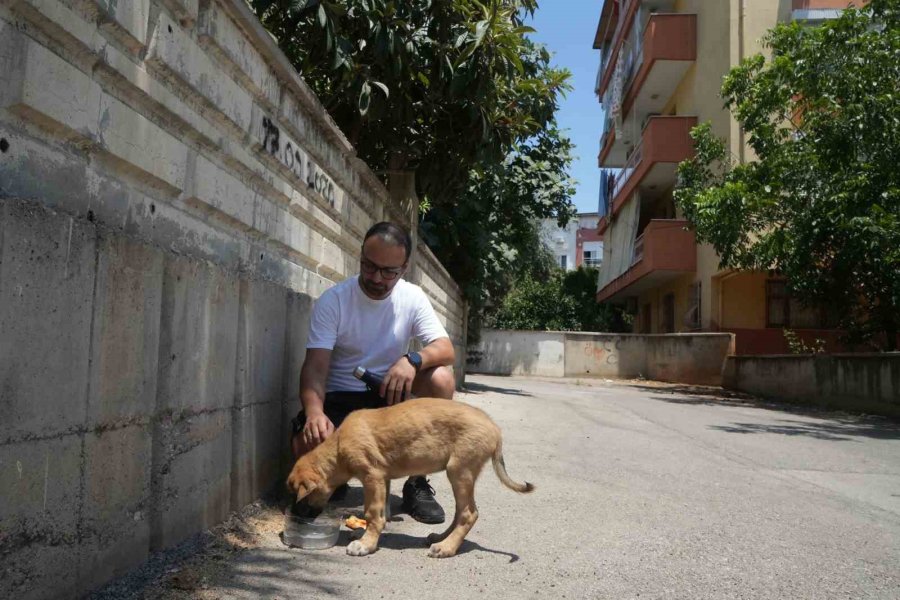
[{"xmin": 306, "ymin": 276, "xmax": 450, "ymax": 392}]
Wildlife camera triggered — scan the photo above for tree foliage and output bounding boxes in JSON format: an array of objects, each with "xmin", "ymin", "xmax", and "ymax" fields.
[
  {"xmin": 250, "ymin": 0, "xmax": 576, "ymax": 336},
  {"xmin": 674, "ymin": 0, "xmax": 900, "ymax": 350},
  {"xmin": 250, "ymin": 0, "xmax": 568, "ymax": 180},
  {"xmin": 561, "ymin": 266, "xmax": 616, "ymax": 332},
  {"xmin": 422, "ymin": 125, "xmax": 578, "ymax": 337},
  {"xmin": 488, "ymin": 267, "xmax": 618, "ymax": 333},
  {"xmin": 488, "ymin": 271, "xmax": 579, "ymax": 331}
]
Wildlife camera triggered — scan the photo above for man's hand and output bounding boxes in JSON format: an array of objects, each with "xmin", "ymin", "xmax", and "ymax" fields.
[
  {"xmin": 381, "ymin": 357, "xmax": 416, "ymax": 405},
  {"xmin": 303, "ymin": 410, "xmax": 335, "ymax": 446},
  {"xmin": 299, "ymin": 348, "xmax": 333, "ymax": 449}
]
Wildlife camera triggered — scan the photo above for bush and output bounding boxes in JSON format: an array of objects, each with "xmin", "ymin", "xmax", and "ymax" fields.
[
  {"xmin": 488, "ymin": 267, "xmax": 619, "ymax": 332},
  {"xmin": 488, "ymin": 272, "xmax": 578, "ymax": 331}
]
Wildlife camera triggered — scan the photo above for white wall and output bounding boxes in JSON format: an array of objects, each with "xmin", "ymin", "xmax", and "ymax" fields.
[{"xmin": 469, "ymin": 329, "xmax": 735, "ymax": 385}]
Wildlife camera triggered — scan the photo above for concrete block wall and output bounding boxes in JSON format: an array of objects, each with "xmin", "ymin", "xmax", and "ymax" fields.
[
  {"xmin": 467, "ymin": 331, "xmax": 567, "ymax": 378},
  {"xmin": 0, "ymin": 1, "xmax": 466, "ymax": 598},
  {"xmin": 723, "ymin": 354, "xmax": 900, "ymax": 418},
  {"xmin": 469, "ymin": 330, "xmax": 735, "ymax": 386}
]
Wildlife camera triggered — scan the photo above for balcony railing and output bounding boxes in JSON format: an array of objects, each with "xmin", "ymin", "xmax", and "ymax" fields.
[
  {"xmin": 612, "ymin": 141, "xmax": 643, "ymax": 199},
  {"xmin": 599, "ymin": 13, "xmax": 697, "ymax": 171},
  {"xmin": 596, "ymin": 219, "xmax": 696, "ymax": 303},
  {"xmin": 631, "ymin": 233, "xmax": 644, "ymax": 265},
  {"xmin": 596, "ymin": 0, "xmax": 641, "ymax": 99},
  {"xmin": 620, "ymin": 35, "xmax": 642, "ymax": 91},
  {"xmin": 614, "ymin": 0, "xmax": 639, "ymax": 55},
  {"xmin": 793, "ymin": 0, "xmax": 862, "ymax": 7},
  {"xmin": 599, "ymin": 111, "xmax": 614, "ymax": 154}
]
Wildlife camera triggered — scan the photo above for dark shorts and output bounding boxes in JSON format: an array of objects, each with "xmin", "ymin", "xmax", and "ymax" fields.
[{"xmin": 290, "ymin": 390, "xmax": 387, "ymax": 436}]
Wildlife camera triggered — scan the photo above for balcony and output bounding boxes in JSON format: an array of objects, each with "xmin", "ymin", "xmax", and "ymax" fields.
[
  {"xmin": 595, "ymin": 0, "xmax": 643, "ymax": 100},
  {"xmin": 621, "ymin": 14, "xmax": 696, "ymax": 123},
  {"xmin": 596, "ymin": 219, "xmax": 696, "ymax": 303},
  {"xmin": 598, "ymin": 12, "xmax": 696, "ymax": 167},
  {"xmin": 793, "ymin": 0, "xmax": 862, "ymax": 7},
  {"xmin": 599, "ymin": 115, "xmax": 696, "ymax": 234},
  {"xmin": 792, "ymin": 0, "xmax": 864, "ymax": 20},
  {"xmin": 593, "ymin": 1, "xmax": 620, "ymax": 93},
  {"xmin": 596, "ymin": 1, "xmax": 689, "ymax": 100}
]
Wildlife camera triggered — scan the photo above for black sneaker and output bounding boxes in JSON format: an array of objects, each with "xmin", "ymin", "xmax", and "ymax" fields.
[{"xmin": 401, "ymin": 476, "xmax": 445, "ymax": 524}]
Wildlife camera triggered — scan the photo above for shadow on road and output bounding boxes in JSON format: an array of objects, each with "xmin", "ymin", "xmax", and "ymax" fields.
[
  {"xmin": 629, "ymin": 383, "xmax": 755, "ymax": 403},
  {"xmin": 706, "ymin": 418, "xmax": 900, "ymax": 441},
  {"xmin": 463, "ymin": 380, "xmax": 532, "ymax": 397},
  {"xmin": 635, "ymin": 384, "xmax": 900, "ymax": 441},
  {"xmin": 377, "ymin": 532, "xmax": 520, "ymax": 562},
  {"xmin": 218, "ymin": 548, "xmax": 349, "ymax": 598}
]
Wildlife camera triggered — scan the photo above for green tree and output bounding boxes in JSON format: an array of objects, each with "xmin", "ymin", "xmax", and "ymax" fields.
[
  {"xmin": 250, "ymin": 0, "xmax": 575, "ymax": 335},
  {"xmin": 488, "ymin": 271, "xmax": 579, "ymax": 331},
  {"xmin": 674, "ymin": 0, "xmax": 900, "ymax": 350},
  {"xmin": 487, "ymin": 266, "xmax": 619, "ymax": 333},
  {"xmin": 249, "ymin": 0, "xmax": 567, "ymax": 195},
  {"xmin": 562, "ymin": 267, "xmax": 617, "ymax": 332},
  {"xmin": 422, "ymin": 125, "xmax": 578, "ymax": 339}
]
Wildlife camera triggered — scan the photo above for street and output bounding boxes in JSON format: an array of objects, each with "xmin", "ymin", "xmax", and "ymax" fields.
[{"xmin": 94, "ymin": 375, "xmax": 900, "ymax": 600}]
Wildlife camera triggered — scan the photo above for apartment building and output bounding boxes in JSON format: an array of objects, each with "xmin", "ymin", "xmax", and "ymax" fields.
[
  {"xmin": 592, "ymin": 0, "xmax": 862, "ymax": 353},
  {"xmin": 542, "ymin": 213, "xmax": 604, "ymax": 271}
]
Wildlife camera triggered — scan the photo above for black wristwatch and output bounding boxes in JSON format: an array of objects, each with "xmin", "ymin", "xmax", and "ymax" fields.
[{"xmin": 405, "ymin": 351, "xmax": 422, "ymax": 371}]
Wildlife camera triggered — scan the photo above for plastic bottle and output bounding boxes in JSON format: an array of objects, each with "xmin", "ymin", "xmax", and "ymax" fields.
[
  {"xmin": 353, "ymin": 366, "xmax": 405, "ymax": 401},
  {"xmin": 353, "ymin": 366, "xmax": 383, "ymax": 390}
]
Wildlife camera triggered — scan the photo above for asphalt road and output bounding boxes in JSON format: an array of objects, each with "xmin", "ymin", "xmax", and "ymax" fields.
[{"xmin": 95, "ymin": 375, "xmax": 900, "ymax": 600}]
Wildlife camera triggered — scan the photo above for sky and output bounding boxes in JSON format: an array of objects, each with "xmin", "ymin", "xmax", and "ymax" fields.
[{"xmin": 527, "ymin": 0, "xmax": 606, "ymax": 215}]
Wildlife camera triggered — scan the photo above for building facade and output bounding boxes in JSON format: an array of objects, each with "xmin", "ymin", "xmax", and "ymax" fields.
[
  {"xmin": 592, "ymin": 0, "xmax": 862, "ymax": 352},
  {"xmin": 542, "ymin": 213, "xmax": 604, "ymax": 271}
]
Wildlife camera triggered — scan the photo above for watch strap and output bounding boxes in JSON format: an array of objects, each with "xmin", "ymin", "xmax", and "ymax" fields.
[{"xmin": 405, "ymin": 351, "xmax": 422, "ymax": 371}]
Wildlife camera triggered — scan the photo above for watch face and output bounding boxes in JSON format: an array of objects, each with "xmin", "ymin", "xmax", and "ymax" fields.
[{"xmin": 407, "ymin": 352, "xmax": 422, "ymax": 369}]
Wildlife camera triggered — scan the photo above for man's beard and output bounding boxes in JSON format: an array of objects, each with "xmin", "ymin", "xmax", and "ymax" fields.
[{"xmin": 361, "ymin": 278, "xmax": 388, "ymax": 297}]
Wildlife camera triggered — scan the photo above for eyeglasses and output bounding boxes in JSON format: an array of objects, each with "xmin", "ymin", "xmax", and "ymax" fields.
[{"xmin": 360, "ymin": 256, "xmax": 405, "ymax": 280}]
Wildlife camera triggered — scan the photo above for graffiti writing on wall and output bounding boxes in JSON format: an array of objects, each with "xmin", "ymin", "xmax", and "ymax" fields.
[
  {"xmin": 259, "ymin": 116, "xmax": 337, "ymax": 207},
  {"xmin": 582, "ymin": 339, "xmax": 620, "ymax": 365}
]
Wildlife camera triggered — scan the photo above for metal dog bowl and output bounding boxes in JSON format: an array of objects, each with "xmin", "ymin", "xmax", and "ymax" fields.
[{"xmin": 283, "ymin": 506, "xmax": 341, "ymax": 550}]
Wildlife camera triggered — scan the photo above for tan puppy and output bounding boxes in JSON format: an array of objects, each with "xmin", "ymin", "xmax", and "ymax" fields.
[{"xmin": 286, "ymin": 398, "xmax": 534, "ymax": 558}]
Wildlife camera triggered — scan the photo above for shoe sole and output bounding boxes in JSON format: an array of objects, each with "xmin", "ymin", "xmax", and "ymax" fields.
[{"xmin": 402, "ymin": 503, "xmax": 445, "ymax": 524}]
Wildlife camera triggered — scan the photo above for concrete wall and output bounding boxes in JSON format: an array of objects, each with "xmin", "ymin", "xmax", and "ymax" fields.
[
  {"xmin": 0, "ymin": 1, "xmax": 465, "ymax": 598},
  {"xmin": 723, "ymin": 354, "xmax": 900, "ymax": 418},
  {"xmin": 467, "ymin": 331, "xmax": 567, "ymax": 378},
  {"xmin": 469, "ymin": 330, "xmax": 734, "ymax": 386}
]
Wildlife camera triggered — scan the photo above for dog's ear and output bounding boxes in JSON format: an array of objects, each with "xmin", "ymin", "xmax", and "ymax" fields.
[
  {"xmin": 295, "ymin": 479, "xmax": 319, "ymax": 502},
  {"xmin": 287, "ymin": 464, "xmax": 315, "ymax": 498}
]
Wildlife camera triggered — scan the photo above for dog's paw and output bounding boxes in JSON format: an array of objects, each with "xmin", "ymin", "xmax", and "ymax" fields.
[
  {"xmin": 426, "ymin": 532, "xmax": 444, "ymax": 544},
  {"xmin": 427, "ymin": 543, "xmax": 457, "ymax": 559},
  {"xmin": 346, "ymin": 540, "xmax": 372, "ymax": 557}
]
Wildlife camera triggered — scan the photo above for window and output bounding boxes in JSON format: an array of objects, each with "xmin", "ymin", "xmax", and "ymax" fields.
[
  {"xmin": 766, "ymin": 279, "xmax": 833, "ymax": 328},
  {"xmin": 558, "ymin": 255, "xmax": 567, "ymax": 269},
  {"xmin": 583, "ymin": 250, "xmax": 602, "ymax": 268}
]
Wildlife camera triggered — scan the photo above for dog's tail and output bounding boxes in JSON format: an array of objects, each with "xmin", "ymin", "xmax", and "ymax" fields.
[{"xmin": 492, "ymin": 441, "xmax": 535, "ymax": 494}]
